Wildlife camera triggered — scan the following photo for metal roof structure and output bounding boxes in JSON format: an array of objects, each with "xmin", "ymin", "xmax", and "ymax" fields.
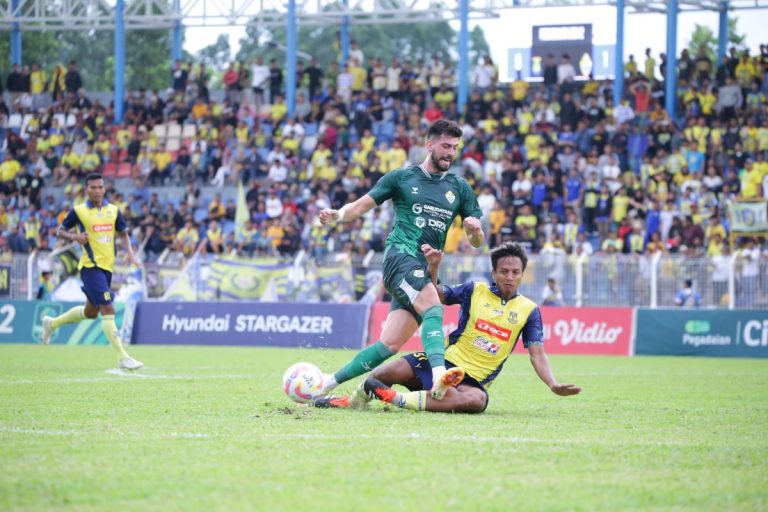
[{"xmin": 1, "ymin": 0, "xmax": 766, "ymax": 31}]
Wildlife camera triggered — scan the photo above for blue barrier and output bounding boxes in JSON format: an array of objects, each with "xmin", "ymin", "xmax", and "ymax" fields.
[{"xmin": 132, "ymin": 301, "xmax": 369, "ymax": 349}]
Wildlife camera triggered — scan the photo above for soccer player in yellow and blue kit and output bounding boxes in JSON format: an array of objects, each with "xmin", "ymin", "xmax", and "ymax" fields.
[
  {"xmin": 41, "ymin": 172, "xmax": 144, "ymax": 370},
  {"xmin": 315, "ymin": 242, "xmax": 581, "ymax": 412}
]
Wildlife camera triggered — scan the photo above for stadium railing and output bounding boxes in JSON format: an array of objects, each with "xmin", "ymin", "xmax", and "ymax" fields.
[{"xmin": 13, "ymin": 249, "xmax": 766, "ymax": 310}]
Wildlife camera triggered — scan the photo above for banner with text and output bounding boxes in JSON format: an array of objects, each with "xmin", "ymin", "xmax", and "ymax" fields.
[
  {"xmin": 0, "ymin": 301, "xmax": 125, "ymax": 345},
  {"xmin": 636, "ymin": 309, "xmax": 768, "ymax": 358},
  {"xmin": 367, "ymin": 303, "xmax": 633, "ymax": 355},
  {"xmin": 132, "ymin": 301, "xmax": 369, "ymax": 348}
]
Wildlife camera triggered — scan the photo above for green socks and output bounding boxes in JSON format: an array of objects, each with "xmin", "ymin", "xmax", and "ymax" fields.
[
  {"xmin": 421, "ymin": 305, "xmax": 445, "ymax": 369},
  {"xmin": 333, "ymin": 341, "xmax": 395, "ymax": 384}
]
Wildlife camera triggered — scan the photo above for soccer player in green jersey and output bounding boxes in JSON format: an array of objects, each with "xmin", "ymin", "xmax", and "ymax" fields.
[
  {"xmin": 41, "ymin": 172, "xmax": 143, "ymax": 370},
  {"xmin": 317, "ymin": 119, "xmax": 484, "ymax": 399}
]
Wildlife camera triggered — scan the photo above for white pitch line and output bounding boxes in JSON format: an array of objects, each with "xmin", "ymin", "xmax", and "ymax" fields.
[
  {"xmin": 0, "ymin": 426, "xmax": 211, "ymax": 439},
  {"xmin": 0, "ymin": 373, "xmax": 254, "ymax": 385}
]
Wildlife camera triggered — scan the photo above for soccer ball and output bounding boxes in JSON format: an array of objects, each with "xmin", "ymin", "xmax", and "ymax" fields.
[{"xmin": 282, "ymin": 362, "xmax": 325, "ymax": 404}]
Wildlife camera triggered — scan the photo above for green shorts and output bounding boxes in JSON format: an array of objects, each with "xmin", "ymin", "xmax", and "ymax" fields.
[{"xmin": 382, "ymin": 249, "xmax": 432, "ymax": 323}]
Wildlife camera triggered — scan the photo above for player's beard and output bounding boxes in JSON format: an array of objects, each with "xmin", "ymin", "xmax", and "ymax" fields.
[{"xmin": 431, "ymin": 152, "xmax": 452, "ymax": 173}]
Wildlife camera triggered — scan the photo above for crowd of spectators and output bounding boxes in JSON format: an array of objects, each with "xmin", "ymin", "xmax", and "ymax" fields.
[{"xmin": 1, "ymin": 43, "xmax": 767, "ymax": 295}]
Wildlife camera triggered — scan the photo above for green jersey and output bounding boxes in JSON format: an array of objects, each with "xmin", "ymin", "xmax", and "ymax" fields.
[{"xmin": 368, "ymin": 165, "xmax": 482, "ymax": 257}]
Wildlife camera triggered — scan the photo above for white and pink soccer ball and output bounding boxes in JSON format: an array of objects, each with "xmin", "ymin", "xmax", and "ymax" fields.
[{"xmin": 282, "ymin": 362, "xmax": 324, "ymax": 404}]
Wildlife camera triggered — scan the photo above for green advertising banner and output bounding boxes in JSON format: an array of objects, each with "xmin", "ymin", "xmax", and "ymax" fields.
[
  {"xmin": 636, "ymin": 309, "xmax": 768, "ymax": 358},
  {"xmin": 0, "ymin": 301, "xmax": 125, "ymax": 345}
]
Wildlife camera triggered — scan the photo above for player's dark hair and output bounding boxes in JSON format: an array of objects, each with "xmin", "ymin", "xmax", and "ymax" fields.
[
  {"xmin": 84, "ymin": 172, "xmax": 103, "ymax": 186},
  {"xmin": 490, "ymin": 242, "xmax": 528, "ymax": 271},
  {"xmin": 427, "ymin": 119, "xmax": 462, "ymax": 140}
]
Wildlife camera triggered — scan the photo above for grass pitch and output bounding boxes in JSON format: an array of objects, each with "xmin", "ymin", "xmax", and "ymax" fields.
[{"xmin": 0, "ymin": 344, "xmax": 766, "ymax": 511}]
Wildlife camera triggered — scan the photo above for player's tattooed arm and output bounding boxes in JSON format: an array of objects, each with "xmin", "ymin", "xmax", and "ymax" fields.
[
  {"xmin": 422, "ymin": 244, "xmax": 445, "ymax": 303},
  {"xmin": 463, "ymin": 216, "xmax": 484, "ymax": 248}
]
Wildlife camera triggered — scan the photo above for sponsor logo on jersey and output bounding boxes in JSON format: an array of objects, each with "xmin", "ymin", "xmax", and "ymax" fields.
[
  {"xmin": 427, "ymin": 218, "xmax": 447, "ymax": 231},
  {"xmin": 415, "ymin": 217, "xmax": 426, "ymax": 228},
  {"xmin": 412, "ymin": 203, "xmax": 423, "ymax": 214},
  {"xmin": 445, "ymin": 191, "xmax": 456, "ymax": 203},
  {"xmin": 473, "ymin": 336, "xmax": 499, "ymax": 355},
  {"xmin": 413, "ymin": 269, "xmax": 425, "ymax": 278},
  {"xmin": 475, "ymin": 318, "xmax": 511, "ymax": 341},
  {"xmin": 422, "ymin": 203, "xmax": 453, "ymax": 220},
  {"xmin": 92, "ymin": 224, "xmax": 113, "ymax": 233},
  {"xmin": 411, "ymin": 186, "xmax": 419, "ymax": 195}
]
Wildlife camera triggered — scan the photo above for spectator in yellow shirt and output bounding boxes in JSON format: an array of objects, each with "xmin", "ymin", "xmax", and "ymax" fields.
[
  {"xmin": 174, "ymin": 218, "xmax": 200, "ymax": 256},
  {"xmin": 150, "ymin": 146, "xmax": 173, "ymax": 186},
  {"xmin": 0, "ymin": 154, "xmax": 21, "ymax": 193}
]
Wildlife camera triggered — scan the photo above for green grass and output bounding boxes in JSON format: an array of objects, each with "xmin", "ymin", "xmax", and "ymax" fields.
[{"xmin": 0, "ymin": 344, "xmax": 766, "ymax": 511}]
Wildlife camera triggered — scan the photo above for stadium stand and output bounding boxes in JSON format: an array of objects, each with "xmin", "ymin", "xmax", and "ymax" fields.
[{"xmin": 1, "ymin": 44, "xmax": 767, "ymax": 306}]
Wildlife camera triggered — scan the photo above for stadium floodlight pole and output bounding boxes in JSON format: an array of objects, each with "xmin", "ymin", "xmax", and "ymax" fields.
[
  {"xmin": 11, "ymin": 0, "xmax": 21, "ymax": 66},
  {"xmin": 172, "ymin": 0, "xmax": 183, "ymax": 62},
  {"xmin": 457, "ymin": 0, "xmax": 469, "ymax": 116},
  {"xmin": 286, "ymin": 0, "xmax": 297, "ymax": 118},
  {"xmin": 613, "ymin": 0, "xmax": 625, "ymax": 108},
  {"xmin": 115, "ymin": 0, "xmax": 126, "ymax": 124},
  {"xmin": 340, "ymin": 0, "xmax": 350, "ymax": 67},
  {"xmin": 717, "ymin": 0, "xmax": 729, "ymax": 66},
  {"xmin": 665, "ymin": 0, "xmax": 678, "ymax": 121}
]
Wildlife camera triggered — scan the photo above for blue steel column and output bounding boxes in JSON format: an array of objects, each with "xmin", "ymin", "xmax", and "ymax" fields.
[
  {"xmin": 665, "ymin": 0, "xmax": 678, "ymax": 120},
  {"xmin": 613, "ymin": 0, "xmax": 625, "ymax": 108},
  {"xmin": 286, "ymin": 0, "xmax": 297, "ymax": 117},
  {"xmin": 172, "ymin": 0, "xmax": 182, "ymax": 62},
  {"xmin": 11, "ymin": 0, "xmax": 21, "ymax": 65},
  {"xmin": 115, "ymin": 0, "xmax": 126, "ymax": 123},
  {"xmin": 717, "ymin": 1, "xmax": 729, "ymax": 66},
  {"xmin": 340, "ymin": 0, "xmax": 350, "ymax": 67},
  {"xmin": 457, "ymin": 0, "xmax": 469, "ymax": 116}
]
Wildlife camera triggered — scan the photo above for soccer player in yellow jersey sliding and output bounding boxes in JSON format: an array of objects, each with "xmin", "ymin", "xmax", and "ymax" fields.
[
  {"xmin": 315, "ymin": 242, "xmax": 581, "ymax": 412},
  {"xmin": 41, "ymin": 172, "xmax": 144, "ymax": 370}
]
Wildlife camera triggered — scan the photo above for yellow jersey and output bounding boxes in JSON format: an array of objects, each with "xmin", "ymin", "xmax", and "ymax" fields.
[
  {"xmin": 61, "ymin": 200, "xmax": 127, "ymax": 272},
  {"xmin": 443, "ymin": 282, "xmax": 542, "ymax": 389}
]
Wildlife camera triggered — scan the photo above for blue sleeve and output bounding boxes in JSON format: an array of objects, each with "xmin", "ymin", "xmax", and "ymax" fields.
[
  {"xmin": 522, "ymin": 306, "xmax": 544, "ymax": 348},
  {"xmin": 115, "ymin": 209, "xmax": 127, "ymax": 232},
  {"xmin": 442, "ymin": 282, "xmax": 475, "ymax": 307},
  {"xmin": 60, "ymin": 209, "xmax": 79, "ymax": 230}
]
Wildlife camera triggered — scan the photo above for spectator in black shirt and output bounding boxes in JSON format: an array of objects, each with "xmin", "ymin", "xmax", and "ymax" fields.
[
  {"xmin": 6, "ymin": 63, "xmax": 24, "ymax": 105},
  {"xmin": 305, "ymin": 57, "xmax": 324, "ymax": 100},
  {"xmin": 269, "ymin": 59, "xmax": 283, "ymax": 104},
  {"xmin": 171, "ymin": 60, "xmax": 188, "ymax": 93},
  {"xmin": 543, "ymin": 54, "xmax": 558, "ymax": 101},
  {"xmin": 65, "ymin": 60, "xmax": 82, "ymax": 97}
]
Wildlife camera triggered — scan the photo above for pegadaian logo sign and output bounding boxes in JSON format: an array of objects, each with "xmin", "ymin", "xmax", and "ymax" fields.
[{"xmin": 682, "ymin": 320, "xmax": 731, "ymax": 347}]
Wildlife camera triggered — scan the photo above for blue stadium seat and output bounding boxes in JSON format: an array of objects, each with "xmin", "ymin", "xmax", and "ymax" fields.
[{"xmin": 193, "ymin": 207, "xmax": 208, "ymax": 224}]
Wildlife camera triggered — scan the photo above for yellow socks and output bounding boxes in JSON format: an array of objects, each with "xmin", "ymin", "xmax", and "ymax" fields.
[
  {"xmin": 397, "ymin": 390, "xmax": 427, "ymax": 412},
  {"xmin": 101, "ymin": 314, "xmax": 129, "ymax": 359},
  {"xmin": 51, "ymin": 306, "xmax": 85, "ymax": 330}
]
